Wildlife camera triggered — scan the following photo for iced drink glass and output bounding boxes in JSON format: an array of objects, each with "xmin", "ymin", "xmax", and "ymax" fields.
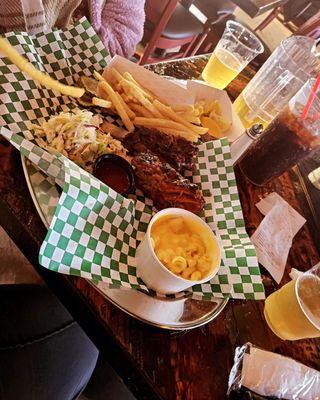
[
  {"xmin": 239, "ymin": 78, "xmax": 320, "ymax": 186},
  {"xmin": 264, "ymin": 264, "xmax": 320, "ymax": 341},
  {"xmin": 202, "ymin": 21, "xmax": 264, "ymax": 90}
]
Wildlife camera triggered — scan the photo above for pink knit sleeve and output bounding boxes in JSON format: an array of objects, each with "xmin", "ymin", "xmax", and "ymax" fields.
[{"xmin": 88, "ymin": 0, "xmax": 145, "ymax": 59}]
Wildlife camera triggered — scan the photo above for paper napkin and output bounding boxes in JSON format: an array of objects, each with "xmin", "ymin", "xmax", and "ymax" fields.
[{"xmin": 252, "ymin": 193, "xmax": 306, "ymax": 283}]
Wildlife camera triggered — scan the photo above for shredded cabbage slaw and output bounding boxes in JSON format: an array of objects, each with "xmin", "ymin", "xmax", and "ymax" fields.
[{"xmin": 31, "ymin": 109, "xmax": 126, "ymax": 171}]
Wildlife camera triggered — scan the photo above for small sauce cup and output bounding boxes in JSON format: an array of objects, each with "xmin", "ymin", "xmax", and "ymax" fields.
[
  {"xmin": 136, "ymin": 208, "xmax": 221, "ymax": 294},
  {"xmin": 93, "ymin": 154, "xmax": 135, "ymax": 196}
]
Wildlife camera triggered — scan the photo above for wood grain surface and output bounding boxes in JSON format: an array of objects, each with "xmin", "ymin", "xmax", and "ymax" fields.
[{"xmin": 0, "ymin": 55, "xmax": 319, "ymax": 400}]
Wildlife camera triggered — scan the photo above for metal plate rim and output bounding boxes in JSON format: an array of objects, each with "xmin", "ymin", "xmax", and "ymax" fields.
[
  {"xmin": 21, "ymin": 154, "xmax": 228, "ymax": 330},
  {"xmin": 89, "ymin": 281, "xmax": 228, "ymax": 330}
]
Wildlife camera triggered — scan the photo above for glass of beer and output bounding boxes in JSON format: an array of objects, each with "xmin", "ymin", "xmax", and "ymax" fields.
[
  {"xmin": 264, "ymin": 264, "xmax": 320, "ymax": 340},
  {"xmin": 202, "ymin": 21, "xmax": 264, "ymax": 90},
  {"xmin": 239, "ymin": 78, "xmax": 320, "ymax": 186}
]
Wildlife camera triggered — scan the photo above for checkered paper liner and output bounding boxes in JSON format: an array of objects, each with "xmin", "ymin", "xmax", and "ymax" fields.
[
  {"xmin": 1, "ymin": 127, "xmax": 264, "ymax": 300},
  {"xmin": 0, "ymin": 18, "xmax": 265, "ymax": 300},
  {"xmin": 24, "ymin": 161, "xmax": 59, "ymax": 222},
  {"xmin": 0, "ymin": 17, "xmax": 111, "ymax": 139}
]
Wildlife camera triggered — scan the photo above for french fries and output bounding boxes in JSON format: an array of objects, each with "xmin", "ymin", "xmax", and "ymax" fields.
[
  {"xmin": 98, "ymin": 80, "xmax": 134, "ymax": 132},
  {"xmin": 92, "ymin": 97, "xmax": 112, "ymax": 108},
  {"xmin": 153, "ymin": 100, "xmax": 208, "ymax": 135},
  {"xmin": 81, "ymin": 67, "xmax": 231, "ymax": 141},
  {"xmin": 182, "ymin": 115, "xmax": 201, "ymax": 125},
  {"xmin": 129, "ymin": 103, "xmax": 154, "ymax": 118},
  {"xmin": 171, "ymin": 104, "xmax": 194, "ymax": 113},
  {"xmin": 115, "ymin": 92, "xmax": 135, "ymax": 119},
  {"xmin": 120, "ymin": 79, "xmax": 162, "ymax": 117},
  {"xmin": 94, "ymin": 70, "xmax": 104, "ymax": 82},
  {"xmin": 196, "ymin": 99, "xmax": 231, "ymax": 137},
  {"xmin": 111, "ymin": 68, "xmax": 124, "ymax": 84},
  {"xmin": 4, "ymin": 31, "xmax": 231, "ymax": 142},
  {"xmin": 123, "ymin": 72, "xmax": 154, "ymax": 101},
  {"xmin": 0, "ymin": 37, "xmax": 85, "ymax": 98},
  {"xmin": 181, "ymin": 110, "xmax": 199, "ymax": 120}
]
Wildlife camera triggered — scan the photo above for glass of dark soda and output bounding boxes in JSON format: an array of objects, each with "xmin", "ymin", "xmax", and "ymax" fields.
[{"xmin": 239, "ymin": 79, "xmax": 320, "ymax": 186}]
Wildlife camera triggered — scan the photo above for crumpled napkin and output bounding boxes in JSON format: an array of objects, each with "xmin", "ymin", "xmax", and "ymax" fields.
[{"xmin": 251, "ymin": 193, "xmax": 306, "ymax": 283}]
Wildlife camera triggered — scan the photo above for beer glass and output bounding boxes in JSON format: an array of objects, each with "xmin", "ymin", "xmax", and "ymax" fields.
[
  {"xmin": 264, "ymin": 264, "xmax": 320, "ymax": 341},
  {"xmin": 202, "ymin": 21, "xmax": 264, "ymax": 90}
]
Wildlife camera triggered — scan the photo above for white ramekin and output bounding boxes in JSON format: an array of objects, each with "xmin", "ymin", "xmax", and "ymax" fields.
[{"xmin": 135, "ymin": 208, "xmax": 221, "ymax": 294}]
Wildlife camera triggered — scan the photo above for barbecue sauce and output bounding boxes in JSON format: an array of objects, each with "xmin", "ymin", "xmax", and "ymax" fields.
[{"xmin": 93, "ymin": 154, "xmax": 135, "ymax": 195}]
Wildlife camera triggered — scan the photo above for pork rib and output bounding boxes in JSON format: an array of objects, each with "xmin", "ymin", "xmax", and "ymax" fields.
[
  {"xmin": 132, "ymin": 152, "xmax": 204, "ymax": 214},
  {"xmin": 124, "ymin": 128, "xmax": 197, "ymax": 173}
]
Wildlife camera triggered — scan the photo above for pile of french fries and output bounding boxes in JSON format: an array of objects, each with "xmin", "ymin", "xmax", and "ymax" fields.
[
  {"xmin": 197, "ymin": 99, "xmax": 232, "ymax": 138},
  {"xmin": 78, "ymin": 68, "xmax": 232, "ymax": 142},
  {"xmin": 91, "ymin": 69, "xmax": 209, "ymax": 142},
  {"xmin": 0, "ymin": 37, "xmax": 231, "ymax": 142}
]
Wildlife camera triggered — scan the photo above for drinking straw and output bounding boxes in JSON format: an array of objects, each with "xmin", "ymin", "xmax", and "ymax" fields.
[{"xmin": 301, "ymin": 76, "xmax": 320, "ymax": 120}]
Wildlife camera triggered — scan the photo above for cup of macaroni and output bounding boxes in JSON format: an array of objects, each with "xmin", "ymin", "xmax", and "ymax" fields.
[{"xmin": 136, "ymin": 208, "xmax": 221, "ymax": 294}]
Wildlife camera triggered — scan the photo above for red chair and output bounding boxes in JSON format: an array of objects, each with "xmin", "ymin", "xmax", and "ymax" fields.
[
  {"xmin": 254, "ymin": 0, "xmax": 318, "ymax": 33},
  {"xmin": 183, "ymin": 0, "xmax": 236, "ymax": 56},
  {"xmin": 295, "ymin": 10, "xmax": 320, "ymax": 39},
  {"xmin": 139, "ymin": 0, "xmax": 204, "ymax": 65}
]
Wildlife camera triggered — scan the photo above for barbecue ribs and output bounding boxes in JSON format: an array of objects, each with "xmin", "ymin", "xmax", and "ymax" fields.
[
  {"xmin": 132, "ymin": 153, "xmax": 204, "ymax": 214},
  {"xmin": 124, "ymin": 127, "xmax": 197, "ymax": 173}
]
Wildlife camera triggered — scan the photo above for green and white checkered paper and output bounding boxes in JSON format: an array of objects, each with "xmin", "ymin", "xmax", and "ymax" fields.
[{"xmin": 0, "ymin": 19, "xmax": 264, "ymax": 300}]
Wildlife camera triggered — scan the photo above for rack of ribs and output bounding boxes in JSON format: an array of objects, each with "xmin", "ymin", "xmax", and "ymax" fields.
[
  {"xmin": 124, "ymin": 127, "xmax": 197, "ymax": 173},
  {"xmin": 132, "ymin": 152, "xmax": 204, "ymax": 214}
]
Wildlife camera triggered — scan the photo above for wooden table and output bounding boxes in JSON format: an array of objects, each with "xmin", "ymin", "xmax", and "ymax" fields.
[
  {"xmin": 231, "ymin": 0, "xmax": 288, "ymax": 18},
  {"xmin": 0, "ymin": 55, "xmax": 319, "ymax": 400}
]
